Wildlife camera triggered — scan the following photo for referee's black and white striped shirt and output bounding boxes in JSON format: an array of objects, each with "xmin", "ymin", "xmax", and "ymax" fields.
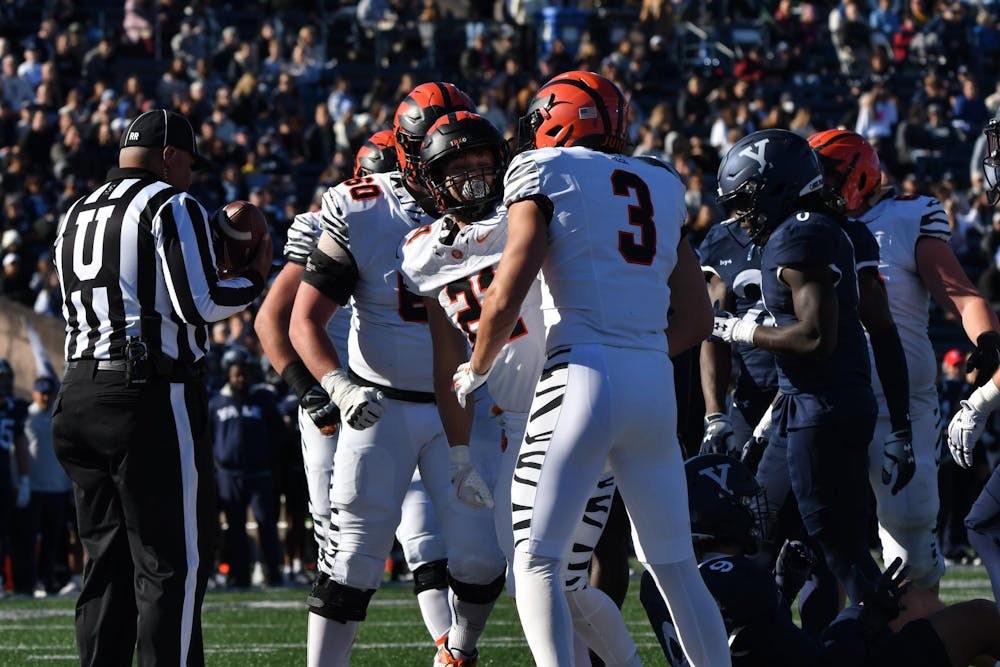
[{"xmin": 53, "ymin": 167, "xmax": 265, "ymax": 363}]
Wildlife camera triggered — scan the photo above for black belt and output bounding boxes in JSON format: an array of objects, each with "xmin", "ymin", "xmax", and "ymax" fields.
[
  {"xmin": 348, "ymin": 368, "xmax": 435, "ymax": 404},
  {"xmin": 65, "ymin": 358, "xmax": 205, "ymax": 383}
]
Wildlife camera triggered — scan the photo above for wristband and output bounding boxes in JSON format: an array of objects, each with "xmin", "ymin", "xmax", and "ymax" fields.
[
  {"xmin": 969, "ymin": 379, "xmax": 1000, "ymax": 413},
  {"xmin": 280, "ymin": 359, "xmax": 317, "ymax": 400}
]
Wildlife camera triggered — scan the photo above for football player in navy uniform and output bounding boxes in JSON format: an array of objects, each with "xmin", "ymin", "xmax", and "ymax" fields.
[
  {"xmin": 641, "ymin": 453, "xmax": 1000, "ymax": 666},
  {"xmin": 697, "ymin": 221, "xmax": 778, "ymax": 458},
  {"xmin": 0, "ymin": 359, "xmax": 30, "ymax": 595},
  {"xmin": 711, "ymin": 130, "xmax": 882, "ymax": 606}
]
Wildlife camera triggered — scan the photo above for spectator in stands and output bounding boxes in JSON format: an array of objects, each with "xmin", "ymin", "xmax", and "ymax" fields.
[
  {"xmin": 2, "ymin": 252, "xmax": 32, "ymax": 306},
  {"xmin": 12, "ymin": 376, "xmax": 71, "ymax": 597},
  {"xmin": 1, "ymin": 55, "xmax": 34, "ymax": 110},
  {"xmin": 210, "ymin": 350, "xmax": 285, "ymax": 588},
  {"xmin": 953, "ymin": 79, "xmax": 991, "ymax": 137},
  {"xmin": 80, "ymin": 37, "xmax": 113, "ymax": 85},
  {"xmin": 855, "ymin": 82, "xmax": 898, "ymax": 140},
  {"xmin": 302, "ymin": 102, "xmax": 337, "ymax": 166}
]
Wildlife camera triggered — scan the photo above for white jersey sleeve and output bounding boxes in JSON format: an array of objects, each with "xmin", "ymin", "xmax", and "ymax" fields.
[
  {"xmin": 284, "ymin": 211, "xmax": 323, "ymax": 265},
  {"xmin": 863, "ymin": 193, "xmax": 949, "ymax": 403},
  {"xmin": 399, "ymin": 212, "xmax": 508, "ymax": 297},
  {"xmin": 282, "ymin": 210, "xmax": 352, "ymax": 364},
  {"xmin": 399, "ymin": 208, "xmax": 544, "ymax": 413},
  {"xmin": 320, "ymin": 172, "xmax": 437, "ymax": 392},
  {"xmin": 503, "ymin": 146, "xmax": 684, "ymax": 355}
]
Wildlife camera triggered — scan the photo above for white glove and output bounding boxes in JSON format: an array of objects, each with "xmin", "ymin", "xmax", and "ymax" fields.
[
  {"xmin": 700, "ymin": 413, "xmax": 736, "ymax": 456},
  {"xmin": 452, "ymin": 361, "xmax": 491, "ymax": 408},
  {"xmin": 15, "ymin": 475, "xmax": 30, "ymax": 509},
  {"xmin": 710, "ymin": 312, "xmax": 758, "ymax": 345},
  {"xmin": 321, "ymin": 369, "xmax": 385, "ymax": 430},
  {"xmin": 948, "ymin": 400, "xmax": 989, "ymax": 468},
  {"xmin": 449, "ymin": 445, "xmax": 494, "ymax": 509}
]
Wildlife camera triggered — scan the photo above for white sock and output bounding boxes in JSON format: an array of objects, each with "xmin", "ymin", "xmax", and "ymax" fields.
[
  {"xmin": 572, "ymin": 631, "xmax": 593, "ymax": 667},
  {"xmin": 447, "ymin": 585, "xmax": 499, "ymax": 656},
  {"xmin": 647, "ymin": 558, "xmax": 732, "ymax": 667},
  {"xmin": 969, "ymin": 379, "xmax": 1000, "ymax": 412},
  {"xmin": 307, "ymin": 614, "xmax": 357, "ymax": 667},
  {"xmin": 416, "ymin": 588, "xmax": 452, "ymax": 644},
  {"xmin": 565, "ymin": 586, "xmax": 640, "ymax": 666},
  {"xmin": 514, "ymin": 551, "xmax": 575, "ymax": 667}
]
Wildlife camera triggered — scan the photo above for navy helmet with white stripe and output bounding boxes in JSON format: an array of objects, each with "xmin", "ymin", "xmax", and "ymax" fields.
[{"xmin": 717, "ymin": 129, "xmax": 825, "ymax": 246}]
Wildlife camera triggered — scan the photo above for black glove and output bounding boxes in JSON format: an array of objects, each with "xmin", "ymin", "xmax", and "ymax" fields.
[
  {"xmin": 300, "ymin": 385, "xmax": 340, "ymax": 436},
  {"xmin": 775, "ymin": 539, "xmax": 818, "ymax": 604},
  {"xmin": 968, "ymin": 331, "xmax": 1000, "ymax": 385},
  {"xmin": 858, "ymin": 557, "xmax": 910, "ymax": 637},
  {"xmin": 881, "ymin": 429, "xmax": 915, "ymax": 496},
  {"xmin": 740, "ymin": 436, "xmax": 767, "ymax": 475}
]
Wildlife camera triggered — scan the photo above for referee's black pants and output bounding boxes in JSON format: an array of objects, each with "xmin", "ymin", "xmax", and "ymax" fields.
[{"xmin": 53, "ymin": 362, "xmax": 216, "ymax": 667}]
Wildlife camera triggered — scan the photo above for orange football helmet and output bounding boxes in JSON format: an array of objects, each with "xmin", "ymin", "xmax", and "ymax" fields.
[{"xmin": 808, "ymin": 129, "xmax": 882, "ymax": 213}]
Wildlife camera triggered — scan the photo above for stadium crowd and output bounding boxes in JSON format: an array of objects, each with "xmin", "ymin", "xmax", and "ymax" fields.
[{"xmin": 1, "ymin": 0, "xmax": 999, "ymax": 604}]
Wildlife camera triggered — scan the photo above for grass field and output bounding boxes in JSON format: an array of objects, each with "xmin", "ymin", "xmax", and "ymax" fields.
[{"xmin": 0, "ymin": 565, "xmax": 993, "ymax": 665}]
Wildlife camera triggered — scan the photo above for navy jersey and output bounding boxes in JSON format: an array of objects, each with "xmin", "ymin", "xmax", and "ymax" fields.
[
  {"xmin": 698, "ymin": 223, "xmax": 777, "ymax": 397},
  {"xmin": 209, "ymin": 386, "xmax": 284, "ymax": 473},
  {"xmin": 761, "ymin": 211, "xmax": 872, "ymax": 394},
  {"xmin": 0, "ymin": 396, "xmax": 29, "ymax": 476},
  {"xmin": 840, "ymin": 218, "xmax": 880, "ymax": 274}
]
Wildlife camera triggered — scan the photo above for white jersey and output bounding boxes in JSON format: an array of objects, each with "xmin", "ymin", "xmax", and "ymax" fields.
[
  {"xmin": 503, "ymin": 147, "xmax": 685, "ymax": 355},
  {"xmin": 284, "ymin": 211, "xmax": 351, "ymax": 362},
  {"xmin": 861, "ymin": 192, "xmax": 950, "ymax": 405},
  {"xmin": 321, "ymin": 172, "xmax": 436, "ymax": 391},
  {"xmin": 400, "ymin": 209, "xmax": 545, "ymax": 413}
]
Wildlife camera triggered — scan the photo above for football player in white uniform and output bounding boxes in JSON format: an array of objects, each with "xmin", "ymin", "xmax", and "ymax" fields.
[
  {"xmin": 811, "ymin": 128, "xmax": 1000, "ymax": 620},
  {"xmin": 400, "ymin": 110, "xmax": 640, "ymax": 666},
  {"xmin": 257, "ymin": 129, "xmax": 454, "ymax": 665},
  {"xmin": 451, "ymin": 71, "xmax": 730, "ymax": 667},
  {"xmin": 289, "ymin": 83, "xmax": 507, "ymax": 666},
  {"xmin": 948, "ymin": 116, "xmax": 1000, "ymax": 609}
]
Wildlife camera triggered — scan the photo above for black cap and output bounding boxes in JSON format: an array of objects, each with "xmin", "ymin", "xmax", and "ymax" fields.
[{"xmin": 119, "ymin": 109, "xmax": 211, "ymax": 170}]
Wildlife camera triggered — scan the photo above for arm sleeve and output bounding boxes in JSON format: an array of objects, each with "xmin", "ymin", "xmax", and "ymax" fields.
[
  {"xmin": 155, "ymin": 193, "xmax": 264, "ymax": 326},
  {"xmin": 869, "ymin": 323, "xmax": 911, "ymax": 431},
  {"xmin": 301, "ymin": 231, "xmax": 359, "ymax": 306}
]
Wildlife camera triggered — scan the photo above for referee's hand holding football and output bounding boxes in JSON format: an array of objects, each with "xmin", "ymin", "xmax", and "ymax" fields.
[{"xmin": 248, "ymin": 230, "xmax": 274, "ymax": 283}]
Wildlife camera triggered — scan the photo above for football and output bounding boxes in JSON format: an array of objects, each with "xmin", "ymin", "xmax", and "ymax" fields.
[{"xmin": 211, "ymin": 200, "xmax": 267, "ymax": 276}]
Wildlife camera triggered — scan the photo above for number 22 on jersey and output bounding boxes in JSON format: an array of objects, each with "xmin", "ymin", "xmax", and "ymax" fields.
[{"xmin": 443, "ymin": 266, "xmax": 527, "ymax": 344}]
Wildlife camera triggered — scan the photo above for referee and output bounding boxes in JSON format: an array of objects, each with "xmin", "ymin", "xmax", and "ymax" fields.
[{"xmin": 51, "ymin": 109, "xmax": 272, "ymax": 666}]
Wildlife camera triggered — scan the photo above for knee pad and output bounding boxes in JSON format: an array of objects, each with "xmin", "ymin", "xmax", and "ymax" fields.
[
  {"xmin": 447, "ymin": 569, "xmax": 506, "ymax": 605},
  {"xmin": 306, "ymin": 572, "xmax": 376, "ymax": 622},
  {"xmin": 412, "ymin": 559, "xmax": 448, "ymax": 595}
]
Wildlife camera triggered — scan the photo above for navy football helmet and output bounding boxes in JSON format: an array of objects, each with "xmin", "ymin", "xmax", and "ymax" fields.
[
  {"xmin": 716, "ymin": 129, "xmax": 825, "ymax": 245},
  {"xmin": 686, "ymin": 454, "xmax": 770, "ymax": 554},
  {"xmin": 985, "ymin": 117, "xmax": 999, "ymax": 206}
]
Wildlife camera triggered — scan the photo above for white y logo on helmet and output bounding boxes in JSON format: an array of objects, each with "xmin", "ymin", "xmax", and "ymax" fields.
[
  {"xmin": 698, "ymin": 463, "xmax": 732, "ymax": 493},
  {"xmin": 738, "ymin": 138, "xmax": 770, "ymax": 172}
]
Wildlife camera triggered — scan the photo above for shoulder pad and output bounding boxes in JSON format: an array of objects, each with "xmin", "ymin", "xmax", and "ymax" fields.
[{"xmin": 700, "ymin": 556, "xmax": 781, "ymax": 625}]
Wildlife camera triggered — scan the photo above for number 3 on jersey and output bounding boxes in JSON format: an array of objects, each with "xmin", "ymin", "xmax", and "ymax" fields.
[{"xmin": 612, "ymin": 170, "xmax": 656, "ymax": 265}]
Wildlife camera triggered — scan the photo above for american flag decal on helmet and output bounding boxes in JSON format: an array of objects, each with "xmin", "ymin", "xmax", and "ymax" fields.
[{"xmin": 578, "ymin": 106, "xmax": 598, "ymax": 119}]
